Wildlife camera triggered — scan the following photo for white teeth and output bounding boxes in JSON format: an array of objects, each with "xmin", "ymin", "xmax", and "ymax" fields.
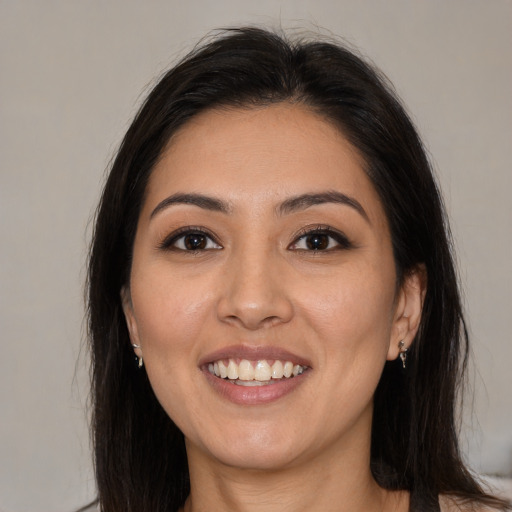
[
  {"xmin": 227, "ymin": 360, "xmax": 238, "ymax": 379},
  {"xmin": 208, "ymin": 358, "xmax": 306, "ymax": 382},
  {"xmin": 218, "ymin": 360, "xmax": 228, "ymax": 378},
  {"xmin": 238, "ymin": 359, "xmax": 255, "ymax": 381},
  {"xmin": 271, "ymin": 360, "xmax": 284, "ymax": 379},
  {"xmin": 254, "ymin": 360, "xmax": 272, "ymax": 381},
  {"xmin": 234, "ymin": 380, "xmax": 273, "ymax": 387}
]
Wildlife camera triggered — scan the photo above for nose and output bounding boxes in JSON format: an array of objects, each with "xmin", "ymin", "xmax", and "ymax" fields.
[{"xmin": 216, "ymin": 246, "xmax": 294, "ymax": 330}]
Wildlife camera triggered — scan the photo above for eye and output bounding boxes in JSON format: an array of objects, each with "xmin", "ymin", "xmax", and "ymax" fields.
[
  {"xmin": 289, "ymin": 227, "xmax": 352, "ymax": 252},
  {"xmin": 160, "ymin": 228, "xmax": 222, "ymax": 252}
]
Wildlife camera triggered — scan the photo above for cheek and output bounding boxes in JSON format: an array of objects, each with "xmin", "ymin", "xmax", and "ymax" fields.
[
  {"xmin": 299, "ymin": 266, "xmax": 395, "ymax": 346},
  {"xmin": 299, "ymin": 270, "xmax": 394, "ymax": 415},
  {"xmin": 129, "ymin": 269, "xmax": 218, "ymax": 429},
  {"xmin": 296, "ymin": 263, "xmax": 396, "ymax": 410},
  {"xmin": 130, "ymin": 268, "xmax": 216, "ymax": 360}
]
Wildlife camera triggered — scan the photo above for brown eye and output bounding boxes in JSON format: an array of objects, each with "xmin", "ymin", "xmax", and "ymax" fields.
[
  {"xmin": 184, "ymin": 233, "xmax": 207, "ymax": 250},
  {"xmin": 289, "ymin": 227, "xmax": 352, "ymax": 252},
  {"xmin": 166, "ymin": 230, "xmax": 222, "ymax": 251},
  {"xmin": 305, "ymin": 233, "xmax": 329, "ymax": 250}
]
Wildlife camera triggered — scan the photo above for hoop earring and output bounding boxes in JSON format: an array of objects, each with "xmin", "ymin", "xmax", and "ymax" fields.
[
  {"xmin": 398, "ymin": 340, "xmax": 408, "ymax": 369},
  {"xmin": 132, "ymin": 343, "xmax": 143, "ymax": 368}
]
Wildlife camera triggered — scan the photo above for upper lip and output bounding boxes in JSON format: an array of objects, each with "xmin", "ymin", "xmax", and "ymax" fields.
[{"xmin": 198, "ymin": 344, "xmax": 312, "ymax": 368}]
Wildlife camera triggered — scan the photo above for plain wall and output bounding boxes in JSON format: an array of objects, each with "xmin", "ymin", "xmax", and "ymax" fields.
[{"xmin": 1, "ymin": 1, "xmax": 511, "ymax": 511}]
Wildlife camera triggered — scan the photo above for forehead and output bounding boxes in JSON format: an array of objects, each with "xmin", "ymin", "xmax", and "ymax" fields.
[{"xmin": 144, "ymin": 103, "xmax": 386, "ymax": 225}]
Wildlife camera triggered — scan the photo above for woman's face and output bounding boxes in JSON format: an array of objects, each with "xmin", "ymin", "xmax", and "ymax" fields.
[{"xmin": 123, "ymin": 104, "xmax": 423, "ymax": 471}]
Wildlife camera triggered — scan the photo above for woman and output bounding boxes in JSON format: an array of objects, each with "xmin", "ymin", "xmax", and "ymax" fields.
[{"xmin": 86, "ymin": 27, "xmax": 510, "ymax": 512}]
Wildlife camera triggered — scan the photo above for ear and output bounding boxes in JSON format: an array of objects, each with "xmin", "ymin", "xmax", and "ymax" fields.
[
  {"xmin": 387, "ymin": 265, "xmax": 427, "ymax": 361},
  {"xmin": 121, "ymin": 286, "xmax": 142, "ymax": 358}
]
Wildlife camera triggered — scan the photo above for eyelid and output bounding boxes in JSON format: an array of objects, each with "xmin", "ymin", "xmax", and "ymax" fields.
[
  {"xmin": 288, "ymin": 224, "xmax": 353, "ymax": 251},
  {"xmin": 158, "ymin": 226, "xmax": 222, "ymax": 251}
]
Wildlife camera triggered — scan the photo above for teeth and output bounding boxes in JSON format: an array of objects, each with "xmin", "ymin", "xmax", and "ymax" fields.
[
  {"xmin": 218, "ymin": 360, "xmax": 228, "ymax": 378},
  {"xmin": 238, "ymin": 359, "xmax": 255, "ymax": 381},
  {"xmin": 283, "ymin": 361, "xmax": 293, "ymax": 378},
  {"xmin": 234, "ymin": 380, "xmax": 273, "ymax": 387},
  {"xmin": 227, "ymin": 360, "xmax": 238, "ymax": 380},
  {"xmin": 271, "ymin": 360, "xmax": 284, "ymax": 379},
  {"xmin": 254, "ymin": 361, "xmax": 271, "ymax": 381},
  {"xmin": 208, "ymin": 358, "xmax": 307, "ymax": 382}
]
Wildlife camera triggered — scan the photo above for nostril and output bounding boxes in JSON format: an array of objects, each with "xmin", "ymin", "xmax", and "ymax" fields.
[
  {"xmin": 215, "ymin": 269, "xmax": 294, "ymax": 329},
  {"xmin": 222, "ymin": 313, "xmax": 281, "ymax": 330},
  {"xmin": 219, "ymin": 307, "xmax": 293, "ymax": 331}
]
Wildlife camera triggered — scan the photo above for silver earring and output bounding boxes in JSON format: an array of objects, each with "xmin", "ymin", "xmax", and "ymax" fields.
[
  {"xmin": 398, "ymin": 340, "xmax": 408, "ymax": 369},
  {"xmin": 132, "ymin": 343, "xmax": 143, "ymax": 368}
]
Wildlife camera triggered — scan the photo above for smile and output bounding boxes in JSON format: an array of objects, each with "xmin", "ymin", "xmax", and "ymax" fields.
[{"xmin": 207, "ymin": 359, "xmax": 307, "ymax": 386}]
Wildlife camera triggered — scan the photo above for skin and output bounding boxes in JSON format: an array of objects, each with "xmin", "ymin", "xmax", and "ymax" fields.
[{"xmin": 122, "ymin": 103, "xmax": 426, "ymax": 512}]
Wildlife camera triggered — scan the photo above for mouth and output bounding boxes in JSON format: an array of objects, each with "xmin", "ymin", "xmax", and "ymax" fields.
[
  {"xmin": 200, "ymin": 345, "xmax": 311, "ymax": 404},
  {"xmin": 207, "ymin": 358, "xmax": 308, "ymax": 387}
]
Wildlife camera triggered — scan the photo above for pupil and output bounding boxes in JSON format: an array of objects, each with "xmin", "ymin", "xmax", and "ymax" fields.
[
  {"xmin": 184, "ymin": 233, "xmax": 206, "ymax": 250},
  {"xmin": 306, "ymin": 234, "xmax": 328, "ymax": 250}
]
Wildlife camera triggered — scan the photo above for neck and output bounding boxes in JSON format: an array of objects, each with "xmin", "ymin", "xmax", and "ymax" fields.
[
  {"xmin": 184, "ymin": 465, "xmax": 390, "ymax": 512},
  {"xmin": 182, "ymin": 414, "xmax": 406, "ymax": 512}
]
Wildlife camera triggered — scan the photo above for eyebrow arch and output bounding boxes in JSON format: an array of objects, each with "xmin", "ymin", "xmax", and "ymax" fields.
[
  {"xmin": 278, "ymin": 191, "xmax": 370, "ymax": 223},
  {"xmin": 150, "ymin": 193, "xmax": 231, "ymax": 219}
]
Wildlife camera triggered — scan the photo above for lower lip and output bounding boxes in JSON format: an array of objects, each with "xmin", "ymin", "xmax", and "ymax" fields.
[{"xmin": 202, "ymin": 369, "xmax": 309, "ymax": 405}]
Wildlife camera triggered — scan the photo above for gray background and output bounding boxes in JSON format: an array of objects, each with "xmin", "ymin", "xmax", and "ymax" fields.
[{"xmin": 1, "ymin": 1, "xmax": 511, "ymax": 511}]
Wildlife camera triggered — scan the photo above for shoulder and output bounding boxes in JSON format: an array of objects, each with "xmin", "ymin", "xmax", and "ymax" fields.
[
  {"xmin": 439, "ymin": 475, "xmax": 512, "ymax": 511},
  {"xmin": 439, "ymin": 495, "xmax": 506, "ymax": 512}
]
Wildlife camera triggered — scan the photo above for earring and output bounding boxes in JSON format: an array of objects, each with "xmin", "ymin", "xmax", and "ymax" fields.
[
  {"xmin": 132, "ymin": 343, "xmax": 143, "ymax": 368},
  {"xmin": 398, "ymin": 340, "xmax": 408, "ymax": 369}
]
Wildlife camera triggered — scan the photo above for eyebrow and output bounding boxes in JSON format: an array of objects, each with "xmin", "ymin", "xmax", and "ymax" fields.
[
  {"xmin": 278, "ymin": 191, "xmax": 370, "ymax": 223},
  {"xmin": 150, "ymin": 193, "xmax": 231, "ymax": 219},
  {"xmin": 150, "ymin": 190, "xmax": 369, "ymax": 223}
]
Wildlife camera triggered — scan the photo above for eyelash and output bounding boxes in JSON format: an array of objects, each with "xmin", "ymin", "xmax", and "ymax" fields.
[
  {"xmin": 158, "ymin": 225, "xmax": 353, "ymax": 253},
  {"xmin": 288, "ymin": 225, "xmax": 353, "ymax": 252},
  {"xmin": 158, "ymin": 226, "xmax": 222, "ymax": 252}
]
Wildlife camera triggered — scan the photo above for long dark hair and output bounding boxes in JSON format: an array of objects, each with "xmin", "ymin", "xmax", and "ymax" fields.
[{"xmin": 87, "ymin": 27, "xmax": 510, "ymax": 511}]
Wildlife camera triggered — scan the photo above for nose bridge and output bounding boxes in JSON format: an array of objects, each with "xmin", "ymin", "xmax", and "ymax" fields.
[{"xmin": 217, "ymin": 235, "xmax": 293, "ymax": 330}]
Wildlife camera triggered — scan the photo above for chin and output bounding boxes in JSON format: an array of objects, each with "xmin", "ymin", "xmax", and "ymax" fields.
[
  {"xmin": 212, "ymin": 444, "xmax": 302, "ymax": 472},
  {"xmin": 189, "ymin": 422, "xmax": 307, "ymax": 471}
]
